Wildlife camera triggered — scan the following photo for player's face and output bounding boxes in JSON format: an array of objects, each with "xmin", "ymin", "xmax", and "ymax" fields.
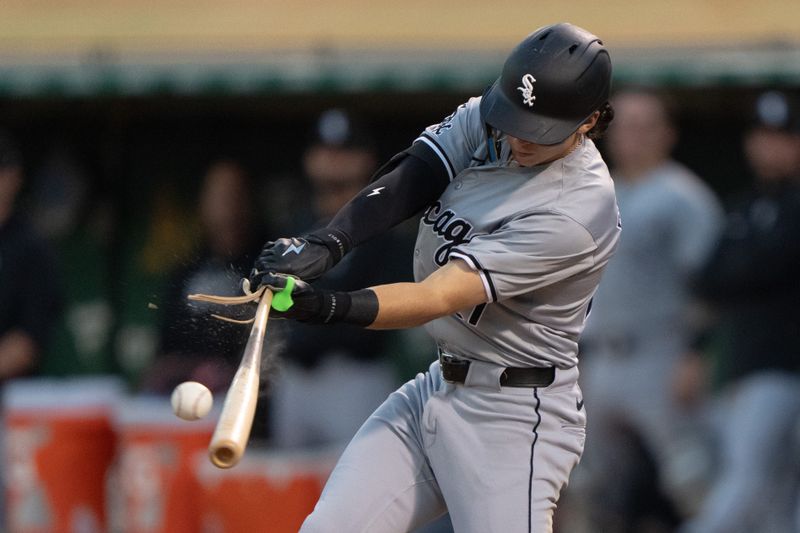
[
  {"xmin": 506, "ymin": 133, "xmax": 580, "ymax": 167},
  {"xmin": 506, "ymin": 112, "xmax": 599, "ymax": 167}
]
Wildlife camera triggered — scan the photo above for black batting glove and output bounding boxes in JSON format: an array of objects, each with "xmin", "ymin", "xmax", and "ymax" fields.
[
  {"xmin": 249, "ymin": 229, "xmax": 352, "ymax": 288},
  {"xmin": 262, "ymin": 273, "xmax": 378, "ymax": 327},
  {"xmin": 261, "ymin": 273, "xmax": 325, "ymax": 322}
]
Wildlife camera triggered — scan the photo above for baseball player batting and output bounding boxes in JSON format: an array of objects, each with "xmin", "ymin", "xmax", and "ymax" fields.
[{"xmin": 250, "ymin": 22, "xmax": 620, "ymax": 533}]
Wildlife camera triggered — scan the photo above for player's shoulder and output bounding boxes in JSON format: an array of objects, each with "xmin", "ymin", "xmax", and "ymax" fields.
[
  {"xmin": 415, "ymin": 96, "xmax": 488, "ymax": 178},
  {"xmin": 456, "ymin": 95, "xmax": 482, "ymax": 113},
  {"xmin": 564, "ymin": 138, "xmax": 616, "ymax": 198},
  {"xmin": 464, "ymin": 95, "xmax": 483, "ymax": 112},
  {"xmin": 549, "ymin": 139, "xmax": 620, "ymax": 242},
  {"xmin": 440, "ymin": 96, "xmax": 483, "ymax": 130}
]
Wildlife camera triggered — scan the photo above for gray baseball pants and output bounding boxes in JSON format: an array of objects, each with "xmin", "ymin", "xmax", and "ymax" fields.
[{"xmin": 300, "ymin": 360, "xmax": 585, "ymax": 533}]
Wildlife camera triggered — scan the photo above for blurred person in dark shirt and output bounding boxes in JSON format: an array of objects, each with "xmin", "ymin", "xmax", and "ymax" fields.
[
  {"xmin": 26, "ymin": 145, "xmax": 117, "ymax": 377},
  {"xmin": 679, "ymin": 90, "xmax": 800, "ymax": 533},
  {"xmin": 0, "ymin": 131, "xmax": 62, "ymax": 385},
  {"xmin": 141, "ymin": 159, "xmax": 265, "ymax": 394},
  {"xmin": 267, "ymin": 109, "xmax": 413, "ymax": 448}
]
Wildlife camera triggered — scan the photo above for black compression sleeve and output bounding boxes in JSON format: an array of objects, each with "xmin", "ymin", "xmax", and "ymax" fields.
[{"xmin": 326, "ymin": 143, "xmax": 450, "ymax": 247}]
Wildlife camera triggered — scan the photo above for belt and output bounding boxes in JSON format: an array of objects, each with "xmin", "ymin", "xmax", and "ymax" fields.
[{"xmin": 439, "ymin": 354, "xmax": 555, "ymax": 388}]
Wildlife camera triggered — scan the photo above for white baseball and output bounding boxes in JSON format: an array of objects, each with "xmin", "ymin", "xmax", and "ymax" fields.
[{"xmin": 171, "ymin": 381, "xmax": 213, "ymax": 421}]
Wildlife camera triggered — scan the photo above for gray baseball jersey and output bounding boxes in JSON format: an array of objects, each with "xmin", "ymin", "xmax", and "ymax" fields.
[{"xmin": 414, "ymin": 96, "xmax": 621, "ymax": 369}]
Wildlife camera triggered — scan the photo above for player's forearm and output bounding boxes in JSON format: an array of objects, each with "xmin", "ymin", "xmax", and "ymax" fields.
[
  {"xmin": 367, "ymin": 260, "xmax": 488, "ymax": 330},
  {"xmin": 367, "ymin": 283, "xmax": 452, "ymax": 329},
  {"xmin": 327, "ymin": 149, "xmax": 449, "ymax": 248}
]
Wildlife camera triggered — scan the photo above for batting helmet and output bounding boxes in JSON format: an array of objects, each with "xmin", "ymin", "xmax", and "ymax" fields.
[{"xmin": 480, "ymin": 23, "xmax": 612, "ymax": 145}]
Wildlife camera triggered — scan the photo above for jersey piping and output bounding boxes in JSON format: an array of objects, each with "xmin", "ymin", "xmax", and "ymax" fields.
[
  {"xmin": 418, "ymin": 133, "xmax": 456, "ymax": 181},
  {"xmin": 528, "ymin": 387, "xmax": 542, "ymax": 533},
  {"xmin": 449, "ymin": 249, "xmax": 498, "ymax": 302}
]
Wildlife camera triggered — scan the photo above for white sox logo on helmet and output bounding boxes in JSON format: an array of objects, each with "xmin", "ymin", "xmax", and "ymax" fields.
[{"xmin": 517, "ymin": 74, "xmax": 537, "ymax": 107}]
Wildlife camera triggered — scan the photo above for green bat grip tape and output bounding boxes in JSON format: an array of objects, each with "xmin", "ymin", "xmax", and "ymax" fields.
[{"xmin": 271, "ymin": 276, "xmax": 295, "ymax": 312}]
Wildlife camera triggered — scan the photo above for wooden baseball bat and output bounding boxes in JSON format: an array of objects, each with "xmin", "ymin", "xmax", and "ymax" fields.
[{"xmin": 207, "ymin": 289, "xmax": 273, "ymax": 468}]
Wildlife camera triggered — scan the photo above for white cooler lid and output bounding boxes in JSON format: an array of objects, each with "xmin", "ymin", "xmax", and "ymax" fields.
[{"xmin": 2, "ymin": 376, "xmax": 125, "ymax": 412}]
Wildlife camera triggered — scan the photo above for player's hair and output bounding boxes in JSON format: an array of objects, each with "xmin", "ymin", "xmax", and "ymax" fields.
[{"xmin": 586, "ymin": 102, "xmax": 614, "ymax": 140}]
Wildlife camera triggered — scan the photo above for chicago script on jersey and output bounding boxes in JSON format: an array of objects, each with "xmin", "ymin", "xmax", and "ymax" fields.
[{"xmin": 421, "ymin": 201, "xmax": 474, "ymax": 266}]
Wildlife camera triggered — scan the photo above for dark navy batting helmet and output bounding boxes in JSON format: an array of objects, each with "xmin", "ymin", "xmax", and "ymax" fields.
[{"xmin": 480, "ymin": 23, "xmax": 612, "ymax": 145}]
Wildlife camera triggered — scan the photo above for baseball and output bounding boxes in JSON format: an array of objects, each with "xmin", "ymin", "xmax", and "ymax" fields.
[{"xmin": 171, "ymin": 381, "xmax": 213, "ymax": 421}]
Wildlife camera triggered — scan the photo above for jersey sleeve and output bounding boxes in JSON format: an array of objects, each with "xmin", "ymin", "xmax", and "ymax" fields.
[
  {"xmin": 449, "ymin": 212, "xmax": 597, "ymax": 302},
  {"xmin": 413, "ymin": 97, "xmax": 485, "ymax": 181}
]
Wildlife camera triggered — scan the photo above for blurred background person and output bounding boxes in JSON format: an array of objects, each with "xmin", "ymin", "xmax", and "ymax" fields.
[
  {"xmin": 140, "ymin": 159, "xmax": 266, "ymax": 395},
  {"xmin": 570, "ymin": 89, "xmax": 723, "ymax": 531},
  {"xmin": 679, "ymin": 90, "xmax": 800, "ymax": 533},
  {"xmin": 0, "ymin": 131, "xmax": 63, "ymax": 528},
  {"xmin": 0, "ymin": 131, "xmax": 62, "ymax": 386},
  {"xmin": 265, "ymin": 109, "xmax": 414, "ymax": 450},
  {"xmin": 26, "ymin": 143, "xmax": 118, "ymax": 378}
]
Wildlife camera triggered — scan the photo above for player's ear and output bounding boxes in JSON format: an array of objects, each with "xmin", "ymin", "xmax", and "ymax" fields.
[{"xmin": 576, "ymin": 111, "xmax": 601, "ymax": 135}]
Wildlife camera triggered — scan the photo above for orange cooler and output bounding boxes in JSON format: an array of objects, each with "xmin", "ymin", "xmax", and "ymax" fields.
[
  {"xmin": 2, "ymin": 377, "xmax": 123, "ymax": 533},
  {"xmin": 108, "ymin": 396, "xmax": 215, "ymax": 533},
  {"xmin": 194, "ymin": 449, "xmax": 337, "ymax": 533}
]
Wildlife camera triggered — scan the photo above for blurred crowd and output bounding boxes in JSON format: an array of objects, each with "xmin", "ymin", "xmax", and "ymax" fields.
[{"xmin": 1, "ymin": 88, "xmax": 799, "ymax": 532}]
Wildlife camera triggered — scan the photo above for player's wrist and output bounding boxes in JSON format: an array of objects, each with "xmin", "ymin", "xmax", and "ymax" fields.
[
  {"xmin": 304, "ymin": 228, "xmax": 353, "ymax": 265},
  {"xmin": 305, "ymin": 288, "xmax": 378, "ymax": 327}
]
